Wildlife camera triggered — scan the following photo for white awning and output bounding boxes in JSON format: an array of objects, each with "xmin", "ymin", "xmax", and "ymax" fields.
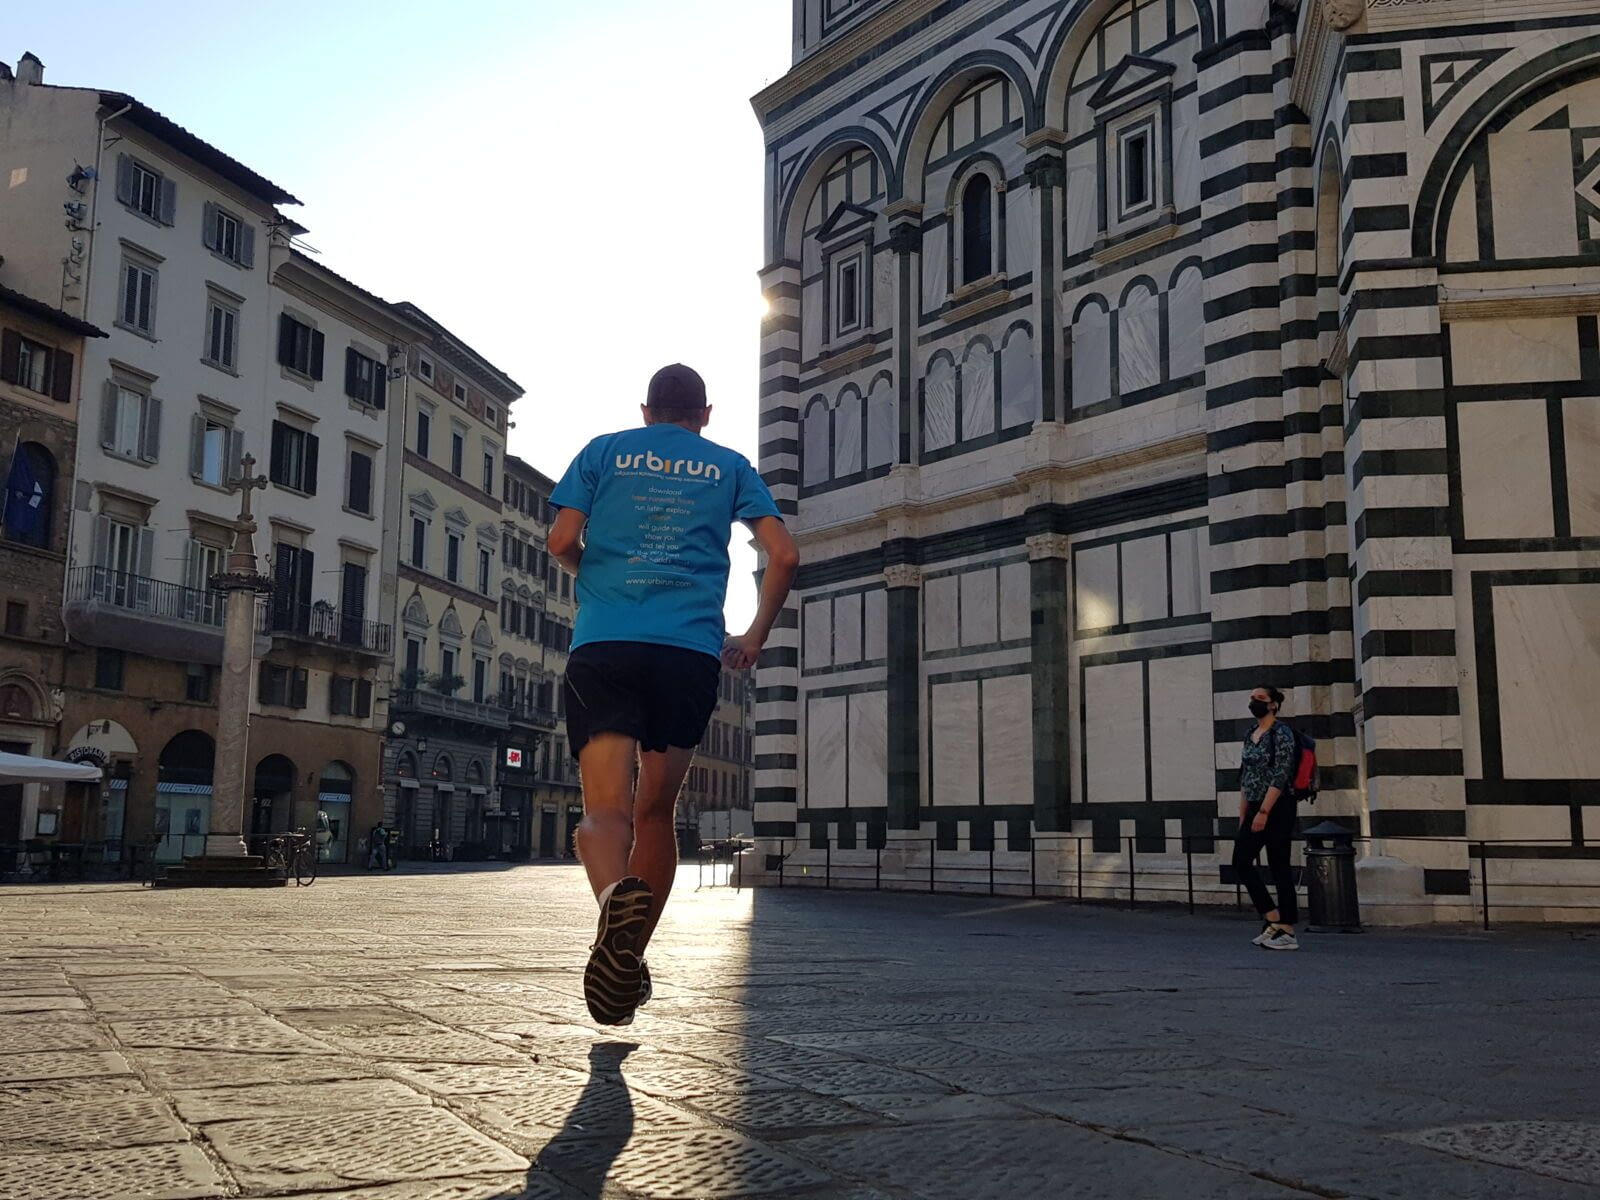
[
  {"xmin": 156, "ymin": 782, "xmax": 213, "ymax": 795},
  {"xmin": 0, "ymin": 752, "xmax": 102, "ymax": 784},
  {"xmin": 317, "ymin": 792, "xmax": 352, "ymax": 806}
]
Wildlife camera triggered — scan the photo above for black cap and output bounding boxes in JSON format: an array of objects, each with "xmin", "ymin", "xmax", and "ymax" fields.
[{"xmin": 646, "ymin": 363, "xmax": 707, "ymax": 411}]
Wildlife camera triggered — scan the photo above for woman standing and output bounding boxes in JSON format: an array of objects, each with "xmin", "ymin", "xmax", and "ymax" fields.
[{"xmin": 1233, "ymin": 686, "xmax": 1299, "ymax": 951}]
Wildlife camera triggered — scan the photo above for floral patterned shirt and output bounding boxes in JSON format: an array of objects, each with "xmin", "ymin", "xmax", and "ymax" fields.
[{"xmin": 1240, "ymin": 722, "xmax": 1296, "ymax": 808}]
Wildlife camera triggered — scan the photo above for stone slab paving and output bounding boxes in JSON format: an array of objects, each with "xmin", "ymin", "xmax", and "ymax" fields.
[{"xmin": 1, "ymin": 868, "xmax": 1598, "ymax": 1199}]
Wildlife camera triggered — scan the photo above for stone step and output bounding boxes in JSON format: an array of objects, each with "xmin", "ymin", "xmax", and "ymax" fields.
[
  {"xmin": 155, "ymin": 865, "xmax": 288, "ymax": 889},
  {"xmin": 180, "ymin": 855, "xmax": 269, "ymax": 871}
]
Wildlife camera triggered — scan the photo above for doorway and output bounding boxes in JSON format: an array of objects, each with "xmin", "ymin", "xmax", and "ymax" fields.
[{"xmin": 539, "ymin": 808, "xmax": 557, "ymax": 859}]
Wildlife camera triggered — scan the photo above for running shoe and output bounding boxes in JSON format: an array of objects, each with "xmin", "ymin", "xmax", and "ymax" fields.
[
  {"xmin": 1252, "ymin": 923, "xmax": 1276, "ymax": 947},
  {"xmin": 1261, "ymin": 928, "xmax": 1299, "ymax": 952},
  {"xmin": 584, "ymin": 876, "xmax": 652, "ymax": 1025}
]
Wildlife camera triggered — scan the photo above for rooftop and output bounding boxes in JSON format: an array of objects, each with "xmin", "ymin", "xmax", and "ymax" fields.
[{"xmin": 0, "ymin": 283, "xmax": 108, "ymax": 338}]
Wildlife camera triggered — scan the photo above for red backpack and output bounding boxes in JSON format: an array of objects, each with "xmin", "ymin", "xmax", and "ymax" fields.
[{"xmin": 1268, "ymin": 723, "xmax": 1320, "ymax": 803}]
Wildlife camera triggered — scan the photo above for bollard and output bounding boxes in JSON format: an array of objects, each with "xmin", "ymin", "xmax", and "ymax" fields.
[{"xmin": 1303, "ymin": 820, "xmax": 1361, "ymax": 931}]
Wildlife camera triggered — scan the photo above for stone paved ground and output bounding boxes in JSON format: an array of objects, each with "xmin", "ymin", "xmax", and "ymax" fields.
[{"xmin": 1, "ymin": 865, "xmax": 1598, "ymax": 1200}]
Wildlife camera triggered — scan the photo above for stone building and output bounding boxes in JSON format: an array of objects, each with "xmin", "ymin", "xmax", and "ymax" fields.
[
  {"xmin": 495, "ymin": 454, "xmax": 561, "ymax": 859},
  {"xmin": 751, "ymin": 0, "xmax": 1600, "ymax": 920},
  {"xmin": 681, "ymin": 665, "xmax": 756, "ymax": 833},
  {"xmin": 0, "ymin": 58, "xmax": 415, "ymax": 864},
  {"xmin": 384, "ymin": 305, "xmax": 522, "ymax": 860},
  {"xmin": 0, "ymin": 284, "xmax": 104, "ymax": 852}
]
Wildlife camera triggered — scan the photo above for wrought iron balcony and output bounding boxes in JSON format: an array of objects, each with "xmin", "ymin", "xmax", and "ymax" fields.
[
  {"xmin": 391, "ymin": 688, "xmax": 511, "ymax": 733},
  {"xmin": 63, "ymin": 566, "xmax": 267, "ymax": 665},
  {"xmin": 499, "ymin": 696, "xmax": 560, "ymax": 731},
  {"xmin": 261, "ymin": 599, "xmax": 393, "ymax": 657}
]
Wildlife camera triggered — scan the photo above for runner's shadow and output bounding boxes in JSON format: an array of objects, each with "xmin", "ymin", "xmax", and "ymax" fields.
[{"xmin": 530, "ymin": 1041, "xmax": 638, "ymax": 1199}]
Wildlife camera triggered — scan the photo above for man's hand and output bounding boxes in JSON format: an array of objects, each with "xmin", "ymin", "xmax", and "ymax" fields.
[
  {"xmin": 722, "ymin": 632, "xmax": 763, "ymax": 671},
  {"xmin": 1251, "ymin": 810, "xmax": 1270, "ymax": 833}
]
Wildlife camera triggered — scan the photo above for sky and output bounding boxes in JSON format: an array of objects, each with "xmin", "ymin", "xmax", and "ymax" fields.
[{"xmin": 6, "ymin": 0, "xmax": 792, "ymax": 631}]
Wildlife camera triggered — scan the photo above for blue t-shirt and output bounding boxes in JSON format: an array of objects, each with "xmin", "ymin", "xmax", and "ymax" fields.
[{"xmin": 550, "ymin": 424, "xmax": 781, "ymax": 659}]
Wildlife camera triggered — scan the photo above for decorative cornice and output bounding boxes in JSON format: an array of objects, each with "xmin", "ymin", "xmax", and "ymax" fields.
[
  {"xmin": 884, "ymin": 563, "xmax": 922, "ymax": 590},
  {"xmin": 1092, "ymin": 218, "xmax": 1179, "ymax": 267},
  {"xmin": 1438, "ymin": 282, "xmax": 1600, "ymax": 322},
  {"xmin": 1026, "ymin": 533, "xmax": 1073, "ymax": 562},
  {"xmin": 941, "ymin": 283, "xmax": 1014, "ymax": 325}
]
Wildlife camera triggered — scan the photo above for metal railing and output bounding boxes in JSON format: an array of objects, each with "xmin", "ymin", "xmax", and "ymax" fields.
[
  {"xmin": 500, "ymin": 698, "xmax": 560, "ymax": 729},
  {"xmin": 712, "ymin": 834, "xmax": 1600, "ymax": 931},
  {"xmin": 390, "ymin": 688, "xmax": 511, "ymax": 731},
  {"xmin": 67, "ymin": 566, "xmax": 224, "ymax": 626},
  {"xmin": 262, "ymin": 600, "xmax": 393, "ymax": 655}
]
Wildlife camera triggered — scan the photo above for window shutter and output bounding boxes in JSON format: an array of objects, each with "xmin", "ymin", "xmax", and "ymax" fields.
[
  {"xmin": 188, "ymin": 413, "xmax": 206, "ymax": 478},
  {"xmin": 373, "ymin": 361, "xmax": 387, "ymax": 410},
  {"xmin": 303, "ymin": 433, "xmax": 319, "ymax": 496},
  {"xmin": 344, "ymin": 348, "xmax": 358, "ymax": 400},
  {"xmin": 298, "ymin": 547, "xmax": 314, "ymax": 615},
  {"xmin": 50, "ymin": 348, "xmax": 73, "ymax": 403},
  {"xmin": 226, "ymin": 429, "xmax": 246, "ymax": 483},
  {"xmin": 100, "ymin": 383, "xmax": 119, "ymax": 450},
  {"xmin": 277, "ymin": 315, "xmax": 294, "ymax": 367},
  {"xmin": 135, "ymin": 526, "xmax": 155, "ymax": 578},
  {"xmin": 91, "ymin": 515, "xmax": 112, "ymax": 569},
  {"xmin": 291, "ymin": 668, "xmax": 308, "ymax": 710},
  {"xmin": 238, "ymin": 223, "xmax": 255, "ymax": 269},
  {"xmin": 257, "ymin": 667, "xmax": 272, "ymax": 706},
  {"xmin": 330, "ymin": 676, "xmax": 348, "ymax": 716},
  {"xmin": 158, "ymin": 176, "xmax": 177, "ymax": 226},
  {"xmin": 201, "ymin": 202, "xmax": 218, "ymax": 250},
  {"xmin": 269, "ymin": 420, "xmax": 287, "ymax": 485},
  {"xmin": 183, "ymin": 539, "xmax": 203, "ymax": 594},
  {"xmin": 357, "ymin": 679, "xmax": 373, "ymax": 719},
  {"xmin": 115, "ymin": 155, "xmax": 133, "ymax": 206},
  {"xmin": 349, "ymin": 451, "xmax": 371, "ymax": 513},
  {"xmin": 140, "ymin": 396, "xmax": 162, "ymax": 463},
  {"xmin": 310, "ymin": 330, "xmax": 325, "ymax": 381},
  {"xmin": 0, "ymin": 330, "xmax": 20, "ymax": 384}
]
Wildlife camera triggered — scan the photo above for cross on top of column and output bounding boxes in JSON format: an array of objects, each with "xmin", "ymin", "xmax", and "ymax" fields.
[{"xmin": 233, "ymin": 455, "xmax": 268, "ymax": 524}]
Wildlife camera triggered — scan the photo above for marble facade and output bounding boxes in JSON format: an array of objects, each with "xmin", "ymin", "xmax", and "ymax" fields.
[{"xmin": 751, "ymin": 0, "xmax": 1600, "ymax": 921}]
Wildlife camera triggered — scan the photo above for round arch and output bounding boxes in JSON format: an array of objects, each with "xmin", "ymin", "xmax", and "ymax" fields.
[
  {"xmin": 0, "ymin": 673, "xmax": 45, "ymax": 721},
  {"xmin": 1314, "ymin": 134, "xmax": 1344, "ymax": 282},
  {"xmin": 1039, "ymin": 0, "xmax": 1215, "ymax": 133},
  {"xmin": 895, "ymin": 51, "xmax": 1039, "ymax": 206},
  {"xmin": 158, "ymin": 731, "xmax": 215, "ymax": 785},
  {"xmin": 1412, "ymin": 41, "xmax": 1600, "ymax": 258},
  {"xmin": 776, "ymin": 126, "xmax": 896, "ymax": 262}
]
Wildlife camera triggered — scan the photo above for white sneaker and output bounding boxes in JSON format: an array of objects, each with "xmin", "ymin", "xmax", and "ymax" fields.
[
  {"xmin": 1261, "ymin": 928, "xmax": 1299, "ymax": 951},
  {"xmin": 1251, "ymin": 923, "xmax": 1275, "ymax": 947}
]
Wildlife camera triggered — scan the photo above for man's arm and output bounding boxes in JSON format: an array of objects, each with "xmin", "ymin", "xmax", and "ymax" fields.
[
  {"xmin": 548, "ymin": 507, "xmax": 587, "ymax": 576},
  {"xmin": 723, "ymin": 516, "xmax": 800, "ymax": 671}
]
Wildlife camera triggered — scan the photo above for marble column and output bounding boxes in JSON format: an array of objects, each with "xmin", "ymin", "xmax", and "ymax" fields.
[
  {"xmin": 205, "ymin": 460, "xmax": 270, "ymax": 858},
  {"xmin": 1028, "ymin": 533, "xmax": 1072, "ymax": 832},
  {"xmin": 884, "ymin": 560, "xmax": 922, "ymax": 831}
]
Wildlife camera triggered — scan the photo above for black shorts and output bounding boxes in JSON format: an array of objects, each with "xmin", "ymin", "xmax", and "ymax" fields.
[{"xmin": 564, "ymin": 641, "xmax": 721, "ymax": 756}]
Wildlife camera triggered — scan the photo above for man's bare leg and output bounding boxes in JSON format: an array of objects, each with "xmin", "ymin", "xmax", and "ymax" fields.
[
  {"xmin": 631, "ymin": 745, "xmax": 695, "ymax": 949},
  {"xmin": 574, "ymin": 732, "xmax": 639, "ymax": 902}
]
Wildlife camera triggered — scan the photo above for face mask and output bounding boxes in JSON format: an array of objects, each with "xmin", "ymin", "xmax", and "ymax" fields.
[{"xmin": 1249, "ymin": 700, "xmax": 1271, "ymax": 719}]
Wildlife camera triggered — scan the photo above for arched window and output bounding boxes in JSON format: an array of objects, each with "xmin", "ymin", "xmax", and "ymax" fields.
[
  {"xmin": 0, "ymin": 681, "xmax": 38, "ymax": 719},
  {"xmin": 397, "ymin": 752, "xmax": 418, "ymax": 780},
  {"xmin": 1000, "ymin": 326, "xmax": 1039, "ymax": 429},
  {"xmin": 1168, "ymin": 264, "xmax": 1205, "ymax": 381},
  {"xmin": 923, "ymin": 355, "xmax": 958, "ymax": 453},
  {"xmin": 961, "ymin": 340, "xmax": 996, "ymax": 441},
  {"xmin": 3, "ymin": 442, "xmax": 54, "ymax": 549},
  {"xmin": 834, "ymin": 387, "xmax": 863, "ymax": 478},
  {"xmin": 432, "ymin": 753, "xmax": 453, "ymax": 781},
  {"xmin": 1118, "ymin": 281, "xmax": 1162, "ymax": 395},
  {"xmin": 866, "ymin": 376, "xmax": 896, "ymax": 469},
  {"xmin": 159, "ymin": 730, "xmax": 215, "ymax": 787},
  {"xmin": 1072, "ymin": 298, "xmax": 1113, "ymax": 411},
  {"xmin": 801, "ymin": 397, "xmax": 831, "ymax": 488},
  {"xmin": 961, "ymin": 175, "xmax": 994, "ymax": 285}
]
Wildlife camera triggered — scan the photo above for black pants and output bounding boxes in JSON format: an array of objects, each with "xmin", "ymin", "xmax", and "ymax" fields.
[{"xmin": 1233, "ymin": 801, "xmax": 1298, "ymax": 924}]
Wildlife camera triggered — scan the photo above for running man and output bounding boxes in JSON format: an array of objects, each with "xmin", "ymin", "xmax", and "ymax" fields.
[{"xmin": 547, "ymin": 364, "xmax": 799, "ymax": 1026}]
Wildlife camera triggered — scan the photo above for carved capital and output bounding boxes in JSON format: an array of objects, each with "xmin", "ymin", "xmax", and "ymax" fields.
[
  {"xmin": 886, "ymin": 223, "xmax": 921, "ymax": 256},
  {"xmin": 884, "ymin": 564, "xmax": 922, "ymax": 589},
  {"xmin": 1027, "ymin": 533, "xmax": 1073, "ymax": 562},
  {"xmin": 1024, "ymin": 153, "xmax": 1065, "ymax": 190},
  {"xmin": 1322, "ymin": 0, "xmax": 1363, "ymax": 30}
]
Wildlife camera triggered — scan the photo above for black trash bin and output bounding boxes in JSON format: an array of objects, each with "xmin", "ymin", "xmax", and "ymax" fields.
[{"xmin": 1304, "ymin": 820, "xmax": 1361, "ymax": 931}]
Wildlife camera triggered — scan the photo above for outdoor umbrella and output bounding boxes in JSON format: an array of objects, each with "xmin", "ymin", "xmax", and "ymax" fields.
[{"xmin": 0, "ymin": 752, "xmax": 103, "ymax": 784}]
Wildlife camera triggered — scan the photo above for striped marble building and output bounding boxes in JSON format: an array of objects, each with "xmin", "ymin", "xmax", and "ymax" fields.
[{"xmin": 750, "ymin": 0, "xmax": 1600, "ymax": 921}]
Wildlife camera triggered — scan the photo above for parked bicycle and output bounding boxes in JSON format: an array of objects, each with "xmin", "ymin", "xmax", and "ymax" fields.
[{"xmin": 261, "ymin": 830, "xmax": 318, "ymax": 887}]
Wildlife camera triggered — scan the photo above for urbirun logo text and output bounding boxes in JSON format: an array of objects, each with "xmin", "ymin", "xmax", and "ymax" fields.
[{"xmin": 615, "ymin": 452, "xmax": 722, "ymax": 480}]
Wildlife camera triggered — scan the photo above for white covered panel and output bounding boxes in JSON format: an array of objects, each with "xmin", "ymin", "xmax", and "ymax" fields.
[
  {"xmin": 982, "ymin": 673, "xmax": 1034, "ymax": 806},
  {"xmin": 1169, "ymin": 267, "xmax": 1205, "ymax": 380},
  {"xmin": 960, "ymin": 568, "xmax": 998, "ymax": 647},
  {"xmin": 866, "ymin": 376, "xmax": 897, "ymax": 468},
  {"xmin": 803, "ymin": 597, "xmax": 833, "ymax": 669},
  {"xmin": 1457, "ymin": 399, "xmax": 1554, "ymax": 539},
  {"xmin": 864, "ymin": 588, "xmax": 888, "ymax": 661},
  {"xmin": 847, "ymin": 690, "xmax": 889, "ymax": 810},
  {"xmin": 925, "ymin": 573, "xmax": 960, "ymax": 651},
  {"xmin": 802, "ymin": 399, "xmax": 830, "ymax": 487},
  {"xmin": 1000, "ymin": 328, "xmax": 1038, "ymax": 428},
  {"xmin": 834, "ymin": 389, "xmax": 862, "ymax": 477},
  {"xmin": 1000, "ymin": 560, "xmax": 1030, "ymax": 643},
  {"xmin": 1170, "ymin": 526, "xmax": 1205, "ymax": 617},
  {"xmin": 1072, "ymin": 303, "xmax": 1112, "ymax": 410},
  {"xmin": 834, "ymin": 592, "xmax": 864, "ymax": 666},
  {"xmin": 1118, "ymin": 286, "xmax": 1162, "ymax": 394},
  {"xmin": 1121, "ymin": 534, "xmax": 1169, "ymax": 625},
  {"xmin": 1148, "ymin": 654, "xmax": 1216, "ymax": 803},
  {"xmin": 1065, "ymin": 149, "xmax": 1098, "ymax": 257},
  {"xmin": 932, "ymin": 680, "xmax": 981, "ymax": 807},
  {"xmin": 962, "ymin": 342, "xmax": 996, "ymax": 441},
  {"xmin": 1564, "ymin": 396, "xmax": 1600, "ymax": 537},
  {"xmin": 922, "ymin": 225, "xmax": 948, "ymax": 309},
  {"xmin": 1494, "ymin": 584, "xmax": 1600, "ymax": 778},
  {"xmin": 1076, "ymin": 543, "xmax": 1120, "ymax": 630},
  {"xmin": 1005, "ymin": 188, "xmax": 1036, "ymax": 281},
  {"xmin": 1083, "ymin": 661, "xmax": 1145, "ymax": 805},
  {"xmin": 806, "ymin": 694, "xmax": 848, "ymax": 807},
  {"xmin": 924, "ymin": 357, "xmax": 957, "ymax": 452}
]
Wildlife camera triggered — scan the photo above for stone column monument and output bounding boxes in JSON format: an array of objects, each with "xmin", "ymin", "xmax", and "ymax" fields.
[{"xmin": 204, "ymin": 457, "xmax": 271, "ymax": 859}]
